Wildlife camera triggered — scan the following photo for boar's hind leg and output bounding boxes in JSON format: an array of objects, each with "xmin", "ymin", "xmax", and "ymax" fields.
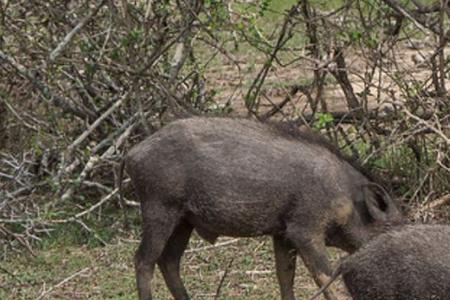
[
  {"xmin": 157, "ymin": 220, "xmax": 193, "ymax": 300},
  {"xmin": 288, "ymin": 233, "xmax": 338, "ymax": 300},
  {"xmin": 135, "ymin": 200, "xmax": 184, "ymax": 300},
  {"xmin": 273, "ymin": 236, "xmax": 297, "ymax": 300}
]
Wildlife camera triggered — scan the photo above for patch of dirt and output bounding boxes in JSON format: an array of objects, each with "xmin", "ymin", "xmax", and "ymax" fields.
[{"xmin": 204, "ymin": 45, "xmax": 450, "ymax": 119}]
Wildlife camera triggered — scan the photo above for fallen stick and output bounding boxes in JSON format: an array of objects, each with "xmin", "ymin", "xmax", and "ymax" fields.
[
  {"xmin": 34, "ymin": 267, "xmax": 91, "ymax": 300},
  {"xmin": 424, "ymin": 194, "xmax": 450, "ymax": 210},
  {"xmin": 214, "ymin": 259, "xmax": 234, "ymax": 300},
  {"xmin": 186, "ymin": 239, "xmax": 240, "ymax": 253}
]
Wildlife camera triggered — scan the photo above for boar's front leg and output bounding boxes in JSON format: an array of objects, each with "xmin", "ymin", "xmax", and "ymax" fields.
[
  {"xmin": 273, "ymin": 236, "xmax": 297, "ymax": 300},
  {"xmin": 287, "ymin": 231, "xmax": 339, "ymax": 300}
]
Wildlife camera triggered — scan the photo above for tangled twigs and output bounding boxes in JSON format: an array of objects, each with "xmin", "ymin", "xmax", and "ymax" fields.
[
  {"xmin": 57, "ymin": 93, "xmax": 127, "ymax": 195},
  {"xmin": 0, "ymin": 224, "xmax": 36, "ymax": 257},
  {"xmin": 1, "ymin": 0, "xmax": 449, "ymax": 256},
  {"xmin": 402, "ymin": 106, "xmax": 450, "ymax": 145},
  {"xmin": 49, "ymin": 0, "xmax": 108, "ymax": 62},
  {"xmin": 60, "ymin": 119, "xmax": 136, "ymax": 201},
  {"xmin": 65, "ymin": 95, "xmax": 125, "ymax": 157},
  {"xmin": 244, "ymin": 0, "xmax": 302, "ymax": 116},
  {"xmin": 382, "ymin": 0, "xmax": 440, "ymax": 34},
  {"xmin": 0, "ymin": 50, "xmax": 91, "ymax": 119},
  {"xmin": 55, "ymin": 184, "xmax": 128, "ymax": 224},
  {"xmin": 260, "ymin": 84, "xmax": 302, "ymax": 121}
]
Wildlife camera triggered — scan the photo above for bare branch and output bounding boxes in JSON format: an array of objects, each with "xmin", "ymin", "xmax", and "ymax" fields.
[
  {"xmin": 34, "ymin": 267, "xmax": 92, "ymax": 300},
  {"xmin": 49, "ymin": 0, "xmax": 108, "ymax": 62},
  {"xmin": 66, "ymin": 94, "xmax": 125, "ymax": 155},
  {"xmin": 382, "ymin": 0, "xmax": 439, "ymax": 34},
  {"xmin": 425, "ymin": 194, "xmax": 450, "ymax": 210}
]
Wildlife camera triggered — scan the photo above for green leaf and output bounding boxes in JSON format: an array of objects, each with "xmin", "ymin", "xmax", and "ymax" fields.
[{"xmin": 314, "ymin": 112, "xmax": 334, "ymax": 130}]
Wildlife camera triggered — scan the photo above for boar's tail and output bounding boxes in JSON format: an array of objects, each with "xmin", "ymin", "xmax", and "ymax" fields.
[
  {"xmin": 118, "ymin": 158, "xmax": 129, "ymax": 230},
  {"xmin": 308, "ymin": 258, "xmax": 345, "ymax": 300}
]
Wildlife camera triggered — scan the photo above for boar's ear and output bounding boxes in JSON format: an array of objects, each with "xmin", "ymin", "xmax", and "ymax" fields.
[{"xmin": 363, "ymin": 183, "xmax": 395, "ymax": 222}]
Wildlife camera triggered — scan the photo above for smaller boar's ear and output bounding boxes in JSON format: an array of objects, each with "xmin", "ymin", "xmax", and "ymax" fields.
[{"xmin": 363, "ymin": 183, "xmax": 395, "ymax": 222}]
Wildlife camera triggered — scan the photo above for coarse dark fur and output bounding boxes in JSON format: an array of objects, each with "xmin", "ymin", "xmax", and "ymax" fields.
[
  {"xmin": 123, "ymin": 117, "xmax": 403, "ymax": 300},
  {"xmin": 311, "ymin": 224, "xmax": 450, "ymax": 300},
  {"xmin": 267, "ymin": 121, "xmax": 375, "ymax": 182}
]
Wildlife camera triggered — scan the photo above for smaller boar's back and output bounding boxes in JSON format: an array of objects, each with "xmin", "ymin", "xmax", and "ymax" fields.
[{"xmin": 341, "ymin": 225, "xmax": 450, "ymax": 300}]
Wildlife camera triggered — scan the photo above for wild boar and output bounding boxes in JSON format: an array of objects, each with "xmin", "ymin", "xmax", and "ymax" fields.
[
  {"xmin": 310, "ymin": 224, "xmax": 450, "ymax": 300},
  {"xmin": 121, "ymin": 117, "xmax": 402, "ymax": 300}
]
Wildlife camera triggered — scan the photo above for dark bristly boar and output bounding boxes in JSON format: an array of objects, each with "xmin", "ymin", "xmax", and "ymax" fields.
[
  {"xmin": 122, "ymin": 117, "xmax": 403, "ymax": 300},
  {"xmin": 310, "ymin": 224, "xmax": 450, "ymax": 300}
]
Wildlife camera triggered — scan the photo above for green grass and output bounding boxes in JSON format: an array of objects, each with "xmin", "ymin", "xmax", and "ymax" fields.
[{"xmin": 0, "ymin": 235, "xmax": 345, "ymax": 300}]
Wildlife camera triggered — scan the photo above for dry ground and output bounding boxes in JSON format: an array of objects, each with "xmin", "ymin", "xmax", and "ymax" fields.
[
  {"xmin": 206, "ymin": 45, "xmax": 450, "ymax": 117},
  {"xmin": 0, "ymin": 235, "xmax": 347, "ymax": 300}
]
